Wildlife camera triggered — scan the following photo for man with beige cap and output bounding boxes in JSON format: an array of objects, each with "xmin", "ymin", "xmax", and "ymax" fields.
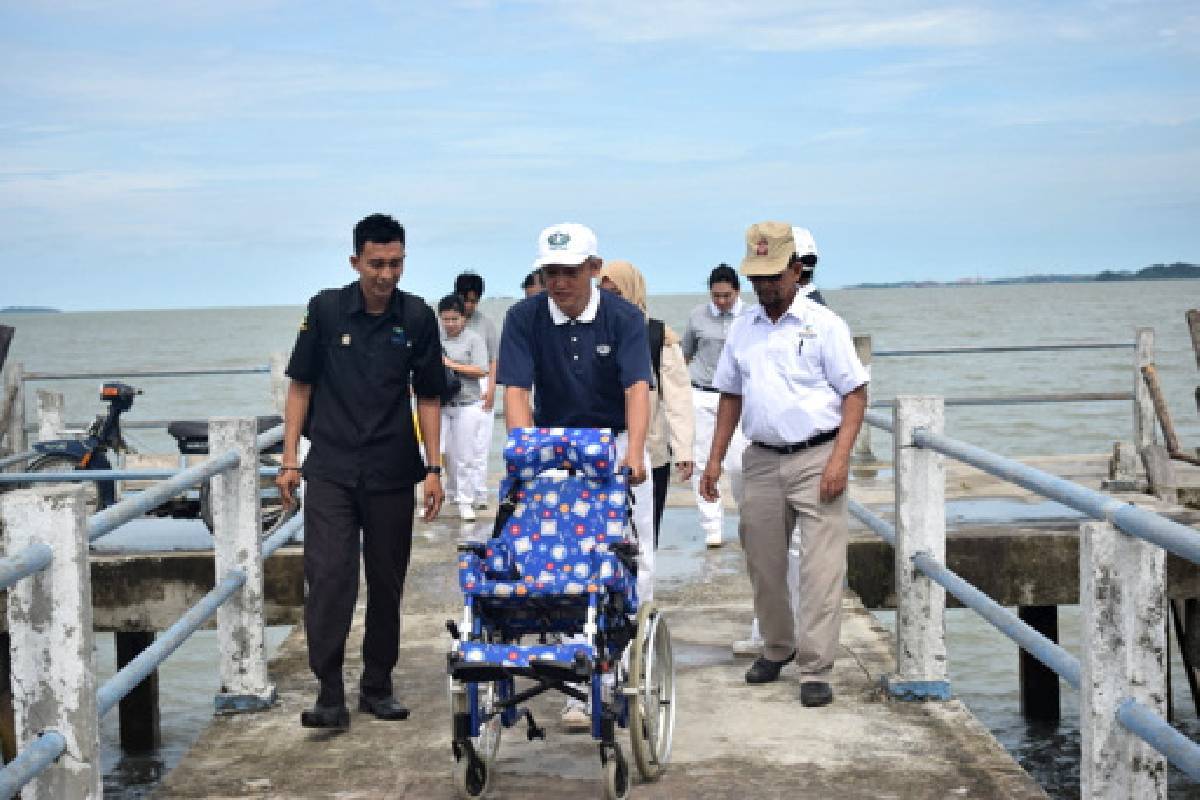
[{"xmin": 699, "ymin": 221, "xmax": 868, "ymax": 707}]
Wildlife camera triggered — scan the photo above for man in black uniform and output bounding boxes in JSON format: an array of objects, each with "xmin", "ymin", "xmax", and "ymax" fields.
[{"xmin": 277, "ymin": 213, "xmax": 445, "ymax": 730}]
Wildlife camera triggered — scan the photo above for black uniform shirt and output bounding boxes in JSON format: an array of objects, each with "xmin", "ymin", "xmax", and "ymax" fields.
[{"xmin": 286, "ymin": 281, "xmax": 444, "ymax": 491}]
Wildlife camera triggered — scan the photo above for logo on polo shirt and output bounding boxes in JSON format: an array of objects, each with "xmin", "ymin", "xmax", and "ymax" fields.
[
  {"xmin": 547, "ymin": 231, "xmax": 570, "ymax": 250},
  {"xmin": 391, "ymin": 325, "xmax": 407, "ymax": 346}
]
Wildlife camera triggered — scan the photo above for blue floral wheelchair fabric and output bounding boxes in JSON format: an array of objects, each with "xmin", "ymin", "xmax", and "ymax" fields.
[{"xmin": 457, "ymin": 427, "xmax": 634, "ymax": 601}]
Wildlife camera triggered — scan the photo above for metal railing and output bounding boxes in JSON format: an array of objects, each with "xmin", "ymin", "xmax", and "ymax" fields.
[
  {"xmin": 858, "ymin": 393, "xmax": 1199, "ymax": 796},
  {"xmin": 0, "ymin": 419, "xmax": 299, "ymax": 799},
  {"xmin": 851, "ymin": 330, "xmax": 1155, "ymax": 464}
]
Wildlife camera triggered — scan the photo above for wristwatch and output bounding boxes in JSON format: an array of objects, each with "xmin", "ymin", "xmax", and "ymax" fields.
[{"xmin": 426, "ymin": 465, "xmax": 443, "ymax": 476}]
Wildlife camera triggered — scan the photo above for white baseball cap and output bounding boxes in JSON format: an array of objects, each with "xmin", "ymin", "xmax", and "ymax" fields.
[
  {"xmin": 792, "ymin": 226, "xmax": 819, "ymax": 261},
  {"xmin": 533, "ymin": 223, "xmax": 599, "ymax": 268}
]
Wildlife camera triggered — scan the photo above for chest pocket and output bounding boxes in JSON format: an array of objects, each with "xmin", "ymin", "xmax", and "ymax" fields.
[{"xmin": 591, "ymin": 338, "xmax": 619, "ymax": 385}]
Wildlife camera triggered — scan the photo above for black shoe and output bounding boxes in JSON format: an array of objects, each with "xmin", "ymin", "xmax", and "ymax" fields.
[
  {"xmin": 800, "ymin": 681, "xmax": 834, "ymax": 707},
  {"xmin": 744, "ymin": 651, "xmax": 795, "ymax": 684},
  {"xmin": 300, "ymin": 703, "xmax": 350, "ymax": 730},
  {"xmin": 358, "ymin": 694, "xmax": 410, "ymax": 720}
]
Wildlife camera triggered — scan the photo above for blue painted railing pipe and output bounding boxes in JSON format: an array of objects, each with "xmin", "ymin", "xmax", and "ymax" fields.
[
  {"xmin": 910, "ymin": 428, "xmax": 1200, "ymax": 566},
  {"xmin": 871, "ymin": 342, "xmax": 1133, "ymax": 357},
  {"xmin": 24, "ymin": 366, "xmax": 270, "ymax": 381},
  {"xmin": 864, "ymin": 409, "xmax": 893, "ymax": 433},
  {"xmin": 848, "ymin": 499, "xmax": 895, "ymax": 546},
  {"xmin": 97, "ymin": 569, "xmax": 246, "ymax": 717},
  {"xmin": 0, "ymin": 730, "xmax": 67, "ymax": 800},
  {"xmin": 261, "ymin": 511, "xmax": 303, "ymax": 559},
  {"xmin": 847, "ymin": 501, "xmax": 1082, "ymax": 688},
  {"xmin": 256, "ymin": 423, "xmax": 284, "ymax": 451},
  {"xmin": 1116, "ymin": 697, "xmax": 1200, "ymax": 782},
  {"xmin": 0, "ymin": 450, "xmax": 36, "ymax": 470},
  {"xmin": 0, "ymin": 542, "xmax": 52, "ymax": 591},
  {"xmin": 0, "ymin": 466, "xmax": 281, "ymax": 484},
  {"xmin": 87, "ymin": 449, "xmax": 240, "ymax": 542},
  {"xmin": 911, "ymin": 551, "xmax": 1082, "ymax": 689}
]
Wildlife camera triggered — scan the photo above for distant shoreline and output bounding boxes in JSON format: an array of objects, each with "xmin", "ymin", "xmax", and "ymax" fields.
[
  {"xmin": 846, "ymin": 262, "xmax": 1199, "ymax": 290},
  {"xmin": 0, "ymin": 306, "xmax": 60, "ymax": 314}
]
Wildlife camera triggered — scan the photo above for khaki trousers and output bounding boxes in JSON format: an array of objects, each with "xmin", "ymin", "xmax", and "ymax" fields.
[{"xmin": 739, "ymin": 439, "xmax": 847, "ymax": 677}]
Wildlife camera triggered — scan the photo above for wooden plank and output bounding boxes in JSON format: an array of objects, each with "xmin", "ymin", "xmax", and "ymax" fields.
[
  {"xmin": 1142, "ymin": 444, "xmax": 1179, "ymax": 503},
  {"xmin": 1187, "ymin": 309, "xmax": 1200, "ymax": 372},
  {"xmin": 1141, "ymin": 363, "xmax": 1182, "ymax": 454},
  {"xmin": 0, "ymin": 326, "xmax": 12, "ymax": 374}
]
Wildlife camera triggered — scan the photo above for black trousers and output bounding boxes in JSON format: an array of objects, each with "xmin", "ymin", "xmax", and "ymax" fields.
[
  {"xmin": 651, "ymin": 463, "xmax": 670, "ymax": 550},
  {"xmin": 303, "ymin": 477, "xmax": 415, "ymax": 706}
]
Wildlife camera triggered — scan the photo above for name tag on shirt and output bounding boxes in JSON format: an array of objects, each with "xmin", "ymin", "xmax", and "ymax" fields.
[{"xmin": 596, "ymin": 344, "xmax": 612, "ymax": 356}]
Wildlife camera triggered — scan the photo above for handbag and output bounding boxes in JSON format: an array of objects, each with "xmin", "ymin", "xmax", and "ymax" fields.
[{"xmin": 440, "ymin": 348, "xmax": 463, "ymax": 405}]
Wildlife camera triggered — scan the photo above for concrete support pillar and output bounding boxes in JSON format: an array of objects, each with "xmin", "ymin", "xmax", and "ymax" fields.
[
  {"xmin": 116, "ymin": 632, "xmax": 160, "ymax": 751},
  {"xmin": 885, "ymin": 395, "xmax": 949, "ymax": 700},
  {"xmin": 269, "ymin": 351, "xmax": 288, "ymax": 416},
  {"xmin": 211, "ymin": 417, "xmax": 275, "ymax": 712},
  {"xmin": 35, "ymin": 389, "xmax": 64, "ymax": 443},
  {"xmin": 1, "ymin": 485, "xmax": 101, "ymax": 798},
  {"xmin": 1080, "ymin": 520, "xmax": 1167, "ymax": 799},
  {"xmin": 1018, "ymin": 605, "xmax": 1061, "ymax": 722},
  {"xmin": 852, "ymin": 334, "xmax": 873, "ymax": 463},
  {"xmin": 3, "ymin": 362, "xmax": 25, "ymax": 464},
  {"xmin": 1134, "ymin": 328, "xmax": 1156, "ymax": 451}
]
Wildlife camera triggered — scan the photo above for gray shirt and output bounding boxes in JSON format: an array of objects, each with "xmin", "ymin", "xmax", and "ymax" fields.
[
  {"xmin": 465, "ymin": 310, "xmax": 499, "ymax": 364},
  {"xmin": 681, "ymin": 298, "xmax": 746, "ymax": 387},
  {"xmin": 441, "ymin": 327, "xmax": 488, "ymax": 404}
]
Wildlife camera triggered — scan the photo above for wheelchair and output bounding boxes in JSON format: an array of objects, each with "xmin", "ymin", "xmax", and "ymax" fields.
[{"xmin": 446, "ymin": 427, "xmax": 676, "ymax": 799}]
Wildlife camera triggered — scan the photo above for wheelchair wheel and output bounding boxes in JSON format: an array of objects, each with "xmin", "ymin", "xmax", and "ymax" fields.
[
  {"xmin": 627, "ymin": 602, "xmax": 676, "ymax": 781},
  {"xmin": 452, "ymin": 749, "xmax": 490, "ymax": 800},
  {"xmin": 474, "ymin": 682, "xmax": 503, "ymax": 764},
  {"xmin": 601, "ymin": 743, "xmax": 631, "ymax": 800}
]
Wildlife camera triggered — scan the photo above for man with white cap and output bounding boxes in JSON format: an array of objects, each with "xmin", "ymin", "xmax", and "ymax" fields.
[
  {"xmin": 792, "ymin": 226, "xmax": 825, "ymax": 306},
  {"xmin": 700, "ymin": 221, "xmax": 868, "ymax": 708},
  {"xmin": 497, "ymin": 222, "xmax": 655, "ymax": 729}
]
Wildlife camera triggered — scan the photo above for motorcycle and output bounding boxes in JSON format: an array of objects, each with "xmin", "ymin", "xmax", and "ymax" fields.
[{"xmin": 24, "ymin": 381, "xmax": 138, "ymax": 514}]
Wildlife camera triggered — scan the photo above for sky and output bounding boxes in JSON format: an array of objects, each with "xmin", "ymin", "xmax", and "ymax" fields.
[{"xmin": 1, "ymin": 1, "xmax": 1197, "ymax": 310}]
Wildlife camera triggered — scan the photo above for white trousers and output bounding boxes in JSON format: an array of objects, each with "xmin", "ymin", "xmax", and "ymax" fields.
[
  {"xmin": 690, "ymin": 388, "xmax": 747, "ymax": 534},
  {"xmin": 441, "ymin": 402, "xmax": 487, "ymax": 505},
  {"xmin": 470, "ymin": 379, "xmax": 497, "ymax": 504},
  {"xmin": 614, "ymin": 431, "xmax": 655, "ymax": 604}
]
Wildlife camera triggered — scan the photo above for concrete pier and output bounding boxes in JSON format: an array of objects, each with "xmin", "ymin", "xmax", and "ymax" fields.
[{"xmin": 156, "ymin": 507, "xmax": 1046, "ymax": 799}]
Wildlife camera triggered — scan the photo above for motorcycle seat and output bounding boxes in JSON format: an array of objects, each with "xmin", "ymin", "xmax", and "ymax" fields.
[{"xmin": 167, "ymin": 415, "xmax": 284, "ymax": 455}]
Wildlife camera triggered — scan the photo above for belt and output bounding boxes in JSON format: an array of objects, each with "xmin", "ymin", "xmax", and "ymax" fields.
[
  {"xmin": 691, "ymin": 382, "xmax": 720, "ymax": 393},
  {"xmin": 753, "ymin": 428, "xmax": 839, "ymax": 455}
]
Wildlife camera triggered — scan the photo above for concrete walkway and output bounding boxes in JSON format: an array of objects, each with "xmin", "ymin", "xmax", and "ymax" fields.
[{"xmin": 156, "ymin": 500, "xmax": 1046, "ymax": 800}]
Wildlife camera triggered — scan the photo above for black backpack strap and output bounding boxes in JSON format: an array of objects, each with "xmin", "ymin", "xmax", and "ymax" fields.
[{"xmin": 648, "ymin": 318, "xmax": 665, "ymax": 392}]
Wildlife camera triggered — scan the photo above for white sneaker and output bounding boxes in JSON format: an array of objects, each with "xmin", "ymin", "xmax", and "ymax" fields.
[
  {"xmin": 458, "ymin": 503, "xmax": 477, "ymax": 522},
  {"xmin": 560, "ymin": 699, "xmax": 590, "ymax": 732},
  {"xmin": 732, "ymin": 618, "xmax": 764, "ymax": 657},
  {"xmin": 705, "ymin": 528, "xmax": 723, "ymax": 548}
]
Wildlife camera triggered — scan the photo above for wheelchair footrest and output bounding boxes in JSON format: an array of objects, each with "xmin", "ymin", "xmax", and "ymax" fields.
[{"xmin": 451, "ymin": 641, "xmax": 594, "ymax": 683}]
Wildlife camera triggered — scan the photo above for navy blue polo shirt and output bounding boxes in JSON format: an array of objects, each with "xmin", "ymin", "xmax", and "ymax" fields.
[{"xmin": 497, "ymin": 288, "xmax": 651, "ymax": 430}]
